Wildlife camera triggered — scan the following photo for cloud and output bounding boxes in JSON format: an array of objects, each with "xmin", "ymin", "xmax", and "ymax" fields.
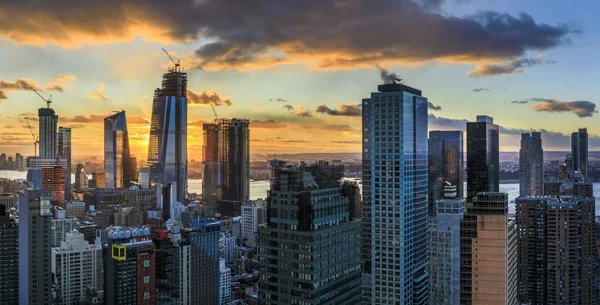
[
  {"xmin": 331, "ymin": 140, "xmax": 361, "ymax": 144},
  {"xmin": 269, "ymin": 97, "xmax": 291, "ymax": 103},
  {"xmin": 44, "ymin": 83, "xmax": 64, "ymax": 91},
  {"xmin": 250, "ymin": 120, "xmax": 286, "ymax": 129},
  {"xmin": 376, "ymin": 65, "xmax": 402, "ymax": 84},
  {"xmin": 428, "ymin": 114, "xmax": 469, "ymax": 130},
  {"xmin": 128, "ymin": 116, "xmax": 150, "ymax": 124},
  {"xmin": 302, "ymin": 124, "xmax": 358, "ymax": 132},
  {"xmin": 282, "ymin": 104, "xmax": 294, "ymax": 111},
  {"xmin": 512, "ymin": 98, "xmax": 597, "ymax": 117},
  {"xmin": 473, "ymin": 88, "xmax": 491, "ymax": 92},
  {"xmin": 44, "ymin": 74, "xmax": 76, "ymax": 92},
  {"xmin": 315, "ymin": 103, "xmax": 361, "ymax": 116},
  {"xmin": 292, "ymin": 106, "xmax": 312, "ymax": 117},
  {"xmin": 0, "ymin": 78, "xmax": 40, "ymax": 100},
  {"xmin": 466, "ymin": 57, "xmax": 556, "ymax": 77},
  {"xmin": 0, "ymin": 1, "xmax": 574, "ymax": 71},
  {"xmin": 187, "ymin": 90, "xmax": 232, "ymax": 106},
  {"xmin": 88, "ymin": 83, "xmax": 107, "ymax": 100},
  {"xmin": 65, "ymin": 124, "xmax": 86, "ymax": 129},
  {"xmin": 428, "ymin": 102, "xmax": 442, "ymax": 111},
  {"xmin": 61, "ymin": 115, "xmax": 106, "ymax": 123}
]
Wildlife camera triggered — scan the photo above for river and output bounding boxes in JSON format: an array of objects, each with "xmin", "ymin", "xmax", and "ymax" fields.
[{"xmin": 2, "ymin": 170, "xmax": 599, "ymax": 215}]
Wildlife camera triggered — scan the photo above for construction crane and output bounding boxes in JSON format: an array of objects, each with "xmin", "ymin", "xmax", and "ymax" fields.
[
  {"xmin": 210, "ymin": 103, "xmax": 219, "ymax": 123},
  {"xmin": 161, "ymin": 48, "xmax": 181, "ymax": 72},
  {"xmin": 24, "ymin": 117, "xmax": 39, "ymax": 157},
  {"xmin": 30, "ymin": 86, "xmax": 52, "ymax": 108}
]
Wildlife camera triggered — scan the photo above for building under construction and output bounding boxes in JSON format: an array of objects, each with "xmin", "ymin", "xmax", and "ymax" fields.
[{"xmin": 217, "ymin": 119, "xmax": 250, "ymax": 216}]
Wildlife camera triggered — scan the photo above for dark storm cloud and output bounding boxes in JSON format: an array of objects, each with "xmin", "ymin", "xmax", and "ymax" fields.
[
  {"xmin": 473, "ymin": 88, "xmax": 491, "ymax": 92},
  {"xmin": 466, "ymin": 57, "xmax": 556, "ymax": 77},
  {"xmin": 315, "ymin": 103, "xmax": 361, "ymax": 116},
  {"xmin": 428, "ymin": 102, "xmax": 442, "ymax": 111},
  {"xmin": 512, "ymin": 98, "xmax": 597, "ymax": 117},
  {"xmin": 0, "ymin": 1, "xmax": 576, "ymax": 70},
  {"xmin": 187, "ymin": 90, "xmax": 232, "ymax": 106}
]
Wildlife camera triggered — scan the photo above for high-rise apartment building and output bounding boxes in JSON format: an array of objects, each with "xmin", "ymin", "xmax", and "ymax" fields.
[
  {"xmin": 219, "ymin": 259, "xmax": 232, "ymax": 305},
  {"xmin": 38, "ymin": 107, "xmax": 58, "ymax": 158},
  {"xmin": 428, "ymin": 130, "xmax": 463, "ymax": 214},
  {"xmin": 52, "ymin": 230, "xmax": 103, "ymax": 304},
  {"xmin": 153, "ymin": 225, "xmax": 192, "ymax": 305},
  {"xmin": 571, "ymin": 128, "xmax": 588, "ymax": 180},
  {"xmin": 218, "ymin": 118, "xmax": 250, "ymax": 203},
  {"xmin": 466, "ymin": 116, "xmax": 499, "ymax": 202},
  {"xmin": 52, "ymin": 210, "xmax": 79, "ymax": 247},
  {"xmin": 19, "ymin": 189, "xmax": 53, "ymax": 305},
  {"xmin": 148, "ymin": 64, "xmax": 188, "ymax": 202},
  {"xmin": 58, "ymin": 127, "xmax": 72, "ymax": 200},
  {"xmin": 259, "ymin": 161, "xmax": 361, "ymax": 304},
  {"xmin": 460, "ymin": 193, "xmax": 517, "ymax": 305},
  {"xmin": 0, "ymin": 205, "xmax": 19, "ymax": 305},
  {"xmin": 189, "ymin": 218, "xmax": 221, "ymax": 304},
  {"xmin": 0, "ymin": 193, "xmax": 18, "ymax": 210},
  {"xmin": 104, "ymin": 226, "xmax": 156, "ymax": 305},
  {"xmin": 203, "ymin": 123, "xmax": 220, "ymax": 209},
  {"xmin": 361, "ymin": 82, "xmax": 429, "ymax": 304},
  {"xmin": 428, "ymin": 198, "xmax": 465, "ymax": 305},
  {"xmin": 104, "ymin": 111, "xmax": 135, "ymax": 189},
  {"xmin": 241, "ymin": 199, "xmax": 267, "ymax": 243},
  {"xmin": 220, "ymin": 233, "xmax": 238, "ymax": 264},
  {"xmin": 75, "ymin": 163, "xmax": 87, "ymax": 190},
  {"xmin": 519, "ymin": 132, "xmax": 543, "ymax": 196},
  {"xmin": 42, "ymin": 166, "xmax": 65, "ymax": 205}
]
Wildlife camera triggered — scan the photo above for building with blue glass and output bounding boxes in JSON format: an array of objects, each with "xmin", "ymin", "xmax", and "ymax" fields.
[
  {"xmin": 147, "ymin": 64, "xmax": 188, "ymax": 202},
  {"xmin": 104, "ymin": 111, "xmax": 135, "ymax": 189},
  {"xmin": 189, "ymin": 218, "xmax": 221, "ymax": 304},
  {"xmin": 428, "ymin": 130, "xmax": 463, "ymax": 215},
  {"xmin": 362, "ymin": 82, "xmax": 429, "ymax": 304}
]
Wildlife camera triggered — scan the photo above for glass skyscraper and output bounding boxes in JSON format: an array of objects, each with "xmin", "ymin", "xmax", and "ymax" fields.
[
  {"xmin": 428, "ymin": 130, "xmax": 463, "ymax": 214},
  {"xmin": 202, "ymin": 123, "xmax": 220, "ymax": 209},
  {"xmin": 466, "ymin": 116, "xmax": 499, "ymax": 202},
  {"xmin": 147, "ymin": 66, "xmax": 188, "ymax": 202},
  {"xmin": 362, "ymin": 82, "xmax": 429, "ymax": 304},
  {"xmin": 571, "ymin": 128, "xmax": 588, "ymax": 180},
  {"xmin": 38, "ymin": 107, "xmax": 58, "ymax": 158},
  {"xmin": 519, "ymin": 132, "xmax": 543, "ymax": 196},
  {"xmin": 104, "ymin": 111, "xmax": 135, "ymax": 189},
  {"xmin": 58, "ymin": 127, "xmax": 72, "ymax": 200},
  {"xmin": 218, "ymin": 118, "xmax": 250, "ymax": 203}
]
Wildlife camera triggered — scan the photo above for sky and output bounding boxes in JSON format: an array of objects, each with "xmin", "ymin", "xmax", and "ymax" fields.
[{"xmin": 0, "ymin": 0, "xmax": 599, "ymax": 161}]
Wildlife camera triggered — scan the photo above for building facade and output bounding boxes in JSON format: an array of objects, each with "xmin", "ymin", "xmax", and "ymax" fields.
[
  {"xmin": 52, "ymin": 230, "xmax": 103, "ymax": 304},
  {"xmin": 428, "ymin": 130, "xmax": 463, "ymax": 214},
  {"xmin": 38, "ymin": 107, "xmax": 58, "ymax": 159},
  {"xmin": 219, "ymin": 259, "xmax": 232, "ymax": 305},
  {"xmin": 147, "ymin": 66, "xmax": 188, "ymax": 202},
  {"xmin": 0, "ymin": 205, "xmax": 18, "ymax": 305},
  {"xmin": 519, "ymin": 132, "xmax": 543, "ymax": 196},
  {"xmin": 104, "ymin": 111, "xmax": 136, "ymax": 189},
  {"xmin": 571, "ymin": 128, "xmax": 588, "ymax": 180},
  {"xmin": 42, "ymin": 166, "xmax": 65, "ymax": 205},
  {"xmin": 219, "ymin": 119, "xmax": 250, "ymax": 203},
  {"xmin": 190, "ymin": 218, "xmax": 221, "ymax": 304},
  {"xmin": 58, "ymin": 127, "xmax": 72, "ymax": 200},
  {"xmin": 460, "ymin": 193, "xmax": 517, "ymax": 305},
  {"xmin": 361, "ymin": 82, "xmax": 429, "ymax": 304},
  {"xmin": 75, "ymin": 163, "xmax": 87, "ymax": 190},
  {"xmin": 466, "ymin": 116, "xmax": 499, "ymax": 202},
  {"xmin": 202, "ymin": 123, "xmax": 220, "ymax": 209},
  {"xmin": 51, "ymin": 211, "xmax": 79, "ymax": 247},
  {"xmin": 259, "ymin": 161, "xmax": 361, "ymax": 304}
]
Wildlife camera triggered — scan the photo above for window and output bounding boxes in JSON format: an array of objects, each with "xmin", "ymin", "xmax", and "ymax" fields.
[{"xmin": 143, "ymin": 260, "xmax": 150, "ymax": 267}]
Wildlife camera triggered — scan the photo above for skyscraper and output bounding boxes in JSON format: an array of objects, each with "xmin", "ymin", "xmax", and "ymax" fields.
[
  {"xmin": 218, "ymin": 119, "xmax": 250, "ymax": 203},
  {"xmin": 258, "ymin": 161, "xmax": 361, "ymax": 304},
  {"xmin": 219, "ymin": 259, "xmax": 231, "ymax": 305},
  {"xmin": 19, "ymin": 190, "xmax": 53, "ymax": 305},
  {"xmin": 58, "ymin": 127, "xmax": 72, "ymax": 200},
  {"xmin": 428, "ymin": 130, "xmax": 463, "ymax": 214},
  {"xmin": 189, "ymin": 218, "xmax": 221, "ymax": 304},
  {"xmin": 51, "ymin": 210, "xmax": 79, "ymax": 247},
  {"xmin": 202, "ymin": 123, "xmax": 220, "ymax": 209},
  {"xmin": 466, "ymin": 116, "xmax": 499, "ymax": 202},
  {"xmin": 0, "ymin": 205, "xmax": 19, "ymax": 305},
  {"xmin": 38, "ymin": 107, "xmax": 58, "ymax": 158},
  {"xmin": 519, "ymin": 132, "xmax": 543, "ymax": 196},
  {"xmin": 362, "ymin": 82, "xmax": 429, "ymax": 304},
  {"xmin": 42, "ymin": 166, "xmax": 65, "ymax": 205},
  {"xmin": 571, "ymin": 128, "xmax": 588, "ymax": 180},
  {"xmin": 52, "ymin": 230, "xmax": 103, "ymax": 305},
  {"xmin": 104, "ymin": 111, "xmax": 135, "ymax": 189},
  {"xmin": 460, "ymin": 193, "xmax": 517, "ymax": 305},
  {"xmin": 147, "ymin": 64, "xmax": 188, "ymax": 202},
  {"xmin": 75, "ymin": 163, "xmax": 87, "ymax": 190}
]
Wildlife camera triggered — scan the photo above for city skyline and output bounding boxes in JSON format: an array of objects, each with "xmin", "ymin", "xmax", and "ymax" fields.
[{"xmin": 1, "ymin": 0, "xmax": 599, "ymax": 160}]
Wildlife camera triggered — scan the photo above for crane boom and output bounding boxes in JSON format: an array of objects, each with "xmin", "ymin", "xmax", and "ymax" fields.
[
  {"xmin": 29, "ymin": 87, "xmax": 52, "ymax": 108},
  {"xmin": 24, "ymin": 117, "xmax": 39, "ymax": 157},
  {"xmin": 161, "ymin": 48, "xmax": 181, "ymax": 71},
  {"xmin": 210, "ymin": 103, "xmax": 219, "ymax": 122}
]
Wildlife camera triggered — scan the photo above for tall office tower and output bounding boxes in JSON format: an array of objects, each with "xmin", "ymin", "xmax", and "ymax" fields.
[
  {"xmin": 18, "ymin": 190, "xmax": 53, "ymax": 305},
  {"xmin": 202, "ymin": 123, "xmax": 220, "ymax": 208},
  {"xmin": 147, "ymin": 63, "xmax": 188, "ymax": 202},
  {"xmin": 571, "ymin": 128, "xmax": 588, "ymax": 180},
  {"xmin": 460, "ymin": 193, "xmax": 517, "ymax": 305},
  {"xmin": 428, "ymin": 198, "xmax": 465, "ymax": 305},
  {"xmin": 52, "ymin": 230, "xmax": 103, "ymax": 304},
  {"xmin": 466, "ymin": 116, "xmax": 499, "ymax": 202},
  {"xmin": 104, "ymin": 111, "xmax": 135, "ymax": 189},
  {"xmin": 0, "ymin": 205, "xmax": 19, "ymax": 305},
  {"xmin": 259, "ymin": 161, "xmax": 361, "ymax": 304},
  {"xmin": 52, "ymin": 210, "xmax": 79, "ymax": 247},
  {"xmin": 39, "ymin": 107, "xmax": 58, "ymax": 158},
  {"xmin": 90, "ymin": 172, "xmax": 106, "ymax": 188},
  {"xmin": 519, "ymin": 132, "xmax": 543, "ymax": 196},
  {"xmin": 428, "ymin": 130, "xmax": 464, "ymax": 213},
  {"xmin": 516, "ymin": 194, "xmax": 597, "ymax": 304},
  {"xmin": 42, "ymin": 166, "xmax": 65, "ymax": 205},
  {"xmin": 189, "ymin": 218, "xmax": 221, "ymax": 304},
  {"xmin": 105, "ymin": 226, "xmax": 156, "ymax": 305},
  {"xmin": 342, "ymin": 180, "xmax": 362, "ymax": 220},
  {"xmin": 219, "ymin": 259, "xmax": 232, "ymax": 305},
  {"xmin": 153, "ymin": 225, "xmax": 192, "ymax": 305},
  {"xmin": 58, "ymin": 127, "xmax": 72, "ymax": 199},
  {"xmin": 75, "ymin": 163, "xmax": 87, "ymax": 190},
  {"xmin": 361, "ymin": 82, "xmax": 429, "ymax": 304},
  {"xmin": 219, "ymin": 119, "xmax": 250, "ymax": 203}
]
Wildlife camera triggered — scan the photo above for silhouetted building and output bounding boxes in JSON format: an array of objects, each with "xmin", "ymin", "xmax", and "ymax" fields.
[
  {"xmin": 58, "ymin": 127, "xmax": 72, "ymax": 200},
  {"xmin": 189, "ymin": 218, "xmax": 221, "ymax": 304},
  {"xmin": 571, "ymin": 128, "xmax": 588, "ymax": 180},
  {"xmin": 467, "ymin": 116, "xmax": 499, "ymax": 202},
  {"xmin": 519, "ymin": 132, "xmax": 543, "ymax": 196},
  {"xmin": 219, "ymin": 118, "xmax": 250, "ymax": 203},
  {"xmin": 148, "ymin": 63, "xmax": 188, "ymax": 202},
  {"xmin": 153, "ymin": 225, "xmax": 192, "ymax": 305},
  {"xmin": 0, "ymin": 205, "xmax": 19, "ymax": 305},
  {"xmin": 104, "ymin": 111, "xmax": 136, "ymax": 189},
  {"xmin": 203, "ymin": 123, "xmax": 220, "ymax": 208},
  {"xmin": 75, "ymin": 164, "xmax": 87, "ymax": 190},
  {"xmin": 259, "ymin": 161, "xmax": 361, "ymax": 304},
  {"xmin": 428, "ymin": 130, "xmax": 463, "ymax": 214}
]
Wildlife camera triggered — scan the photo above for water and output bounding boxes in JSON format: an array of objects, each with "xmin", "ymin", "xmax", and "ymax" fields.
[{"xmin": 2, "ymin": 170, "xmax": 598, "ymax": 214}]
